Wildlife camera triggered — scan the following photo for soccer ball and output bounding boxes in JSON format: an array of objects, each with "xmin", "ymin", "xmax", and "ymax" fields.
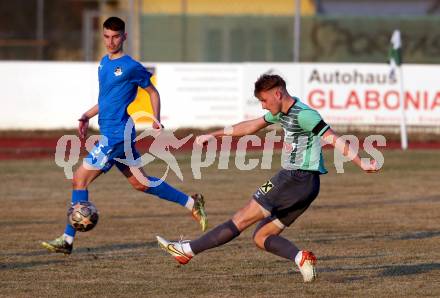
[{"xmin": 67, "ymin": 201, "xmax": 99, "ymax": 232}]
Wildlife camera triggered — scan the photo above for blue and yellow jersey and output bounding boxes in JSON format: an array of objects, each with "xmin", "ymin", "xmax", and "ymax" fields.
[{"xmin": 97, "ymin": 55, "xmax": 152, "ymax": 145}]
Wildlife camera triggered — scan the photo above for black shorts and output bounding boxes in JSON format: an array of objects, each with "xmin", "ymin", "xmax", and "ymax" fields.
[{"xmin": 253, "ymin": 169, "xmax": 320, "ymax": 227}]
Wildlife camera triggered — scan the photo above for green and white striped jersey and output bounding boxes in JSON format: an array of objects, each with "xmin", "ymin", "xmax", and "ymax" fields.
[{"xmin": 264, "ymin": 97, "xmax": 330, "ymax": 174}]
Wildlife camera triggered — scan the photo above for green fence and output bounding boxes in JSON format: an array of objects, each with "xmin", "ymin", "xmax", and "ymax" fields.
[{"xmin": 140, "ymin": 14, "xmax": 440, "ymax": 63}]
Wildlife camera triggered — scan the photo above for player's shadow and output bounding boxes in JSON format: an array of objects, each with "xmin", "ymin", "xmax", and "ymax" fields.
[
  {"xmin": 0, "ymin": 220, "xmax": 57, "ymax": 227},
  {"xmin": 320, "ymin": 262, "xmax": 440, "ymax": 278},
  {"xmin": 0, "ymin": 259, "xmax": 66, "ymax": 270},
  {"xmin": 313, "ymin": 195, "xmax": 440, "ymax": 210},
  {"xmin": 320, "ymin": 254, "xmax": 386, "ymax": 261},
  {"xmin": 379, "ymin": 263, "xmax": 440, "ymax": 277},
  {"xmin": 110, "ymin": 210, "xmax": 231, "ymax": 220},
  {"xmin": 0, "ymin": 241, "xmax": 158, "ymax": 270},
  {"xmin": 75, "ymin": 241, "xmax": 158, "ymax": 254},
  {"xmin": 392, "ymin": 231, "xmax": 440, "ymax": 240},
  {"xmin": 1, "ymin": 241, "xmax": 157, "ymax": 258},
  {"xmin": 311, "ymin": 229, "xmax": 440, "ymax": 244}
]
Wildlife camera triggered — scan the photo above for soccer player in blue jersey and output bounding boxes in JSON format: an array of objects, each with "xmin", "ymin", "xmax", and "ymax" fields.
[
  {"xmin": 157, "ymin": 74, "xmax": 379, "ymax": 282},
  {"xmin": 42, "ymin": 17, "xmax": 207, "ymax": 255}
]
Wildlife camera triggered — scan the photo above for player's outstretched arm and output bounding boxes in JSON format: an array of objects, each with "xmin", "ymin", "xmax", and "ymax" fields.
[
  {"xmin": 78, "ymin": 104, "xmax": 99, "ymax": 139},
  {"xmin": 196, "ymin": 117, "xmax": 270, "ymax": 146},
  {"xmin": 321, "ymin": 128, "xmax": 379, "ymax": 173},
  {"xmin": 145, "ymin": 85, "xmax": 163, "ymax": 129}
]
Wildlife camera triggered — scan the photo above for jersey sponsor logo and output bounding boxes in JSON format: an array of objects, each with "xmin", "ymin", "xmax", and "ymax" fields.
[
  {"xmin": 259, "ymin": 180, "xmax": 274, "ymax": 194},
  {"xmin": 114, "ymin": 67, "xmax": 123, "ymax": 76}
]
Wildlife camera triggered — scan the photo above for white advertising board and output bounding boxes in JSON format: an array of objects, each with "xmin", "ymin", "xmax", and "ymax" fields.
[
  {"xmin": 242, "ymin": 63, "xmax": 440, "ymax": 126},
  {"xmin": 300, "ymin": 63, "xmax": 440, "ymax": 126},
  {"xmin": 156, "ymin": 63, "xmax": 243, "ymax": 128},
  {"xmin": 0, "ymin": 62, "xmax": 99, "ymax": 129},
  {"xmin": 0, "ymin": 62, "xmax": 438, "ymax": 129}
]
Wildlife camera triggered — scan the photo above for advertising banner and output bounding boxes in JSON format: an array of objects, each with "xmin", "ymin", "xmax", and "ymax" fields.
[
  {"xmin": 242, "ymin": 63, "xmax": 440, "ymax": 126},
  {"xmin": 0, "ymin": 62, "xmax": 438, "ymax": 129}
]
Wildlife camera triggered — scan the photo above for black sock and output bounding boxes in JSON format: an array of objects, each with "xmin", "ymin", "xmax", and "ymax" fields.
[
  {"xmin": 190, "ymin": 219, "xmax": 240, "ymax": 254},
  {"xmin": 263, "ymin": 234, "xmax": 299, "ymax": 261}
]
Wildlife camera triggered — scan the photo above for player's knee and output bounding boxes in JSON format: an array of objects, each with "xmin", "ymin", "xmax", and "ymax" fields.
[
  {"xmin": 231, "ymin": 215, "xmax": 247, "ymax": 231},
  {"xmin": 253, "ymin": 231, "xmax": 267, "ymax": 250},
  {"xmin": 132, "ymin": 181, "xmax": 148, "ymax": 192}
]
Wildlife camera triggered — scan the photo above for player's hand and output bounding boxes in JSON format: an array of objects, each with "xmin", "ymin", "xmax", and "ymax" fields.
[
  {"xmin": 361, "ymin": 159, "xmax": 380, "ymax": 173},
  {"xmin": 151, "ymin": 121, "xmax": 164, "ymax": 137},
  {"xmin": 195, "ymin": 134, "xmax": 215, "ymax": 147},
  {"xmin": 78, "ymin": 115, "xmax": 89, "ymax": 140},
  {"xmin": 152, "ymin": 121, "xmax": 164, "ymax": 130}
]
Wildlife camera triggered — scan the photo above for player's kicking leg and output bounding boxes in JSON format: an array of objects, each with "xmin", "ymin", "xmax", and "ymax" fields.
[
  {"xmin": 42, "ymin": 164, "xmax": 103, "ymax": 255},
  {"xmin": 157, "ymin": 236, "xmax": 192, "ymax": 264},
  {"xmin": 157, "ymin": 198, "xmax": 264, "ymax": 264},
  {"xmin": 120, "ymin": 165, "xmax": 208, "ymax": 231},
  {"xmin": 249, "ymin": 169, "xmax": 319, "ymax": 282},
  {"xmin": 157, "ymin": 199, "xmax": 317, "ymax": 282}
]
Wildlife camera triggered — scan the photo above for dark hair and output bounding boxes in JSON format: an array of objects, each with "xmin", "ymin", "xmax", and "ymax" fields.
[
  {"xmin": 103, "ymin": 17, "xmax": 125, "ymax": 32},
  {"xmin": 254, "ymin": 74, "xmax": 286, "ymax": 97}
]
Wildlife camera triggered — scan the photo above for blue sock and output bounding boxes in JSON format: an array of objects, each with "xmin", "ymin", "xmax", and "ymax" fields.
[
  {"xmin": 64, "ymin": 190, "xmax": 89, "ymax": 238},
  {"xmin": 144, "ymin": 176, "xmax": 189, "ymax": 207}
]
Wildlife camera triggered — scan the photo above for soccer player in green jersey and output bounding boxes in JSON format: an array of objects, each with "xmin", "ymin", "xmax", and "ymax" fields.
[{"xmin": 157, "ymin": 74, "xmax": 379, "ymax": 282}]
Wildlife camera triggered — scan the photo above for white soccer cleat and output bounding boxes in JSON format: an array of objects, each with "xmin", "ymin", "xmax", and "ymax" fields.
[
  {"xmin": 156, "ymin": 236, "xmax": 192, "ymax": 265},
  {"xmin": 297, "ymin": 250, "xmax": 317, "ymax": 282}
]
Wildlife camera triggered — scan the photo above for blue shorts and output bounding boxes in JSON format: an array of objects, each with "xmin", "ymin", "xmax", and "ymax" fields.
[{"xmin": 84, "ymin": 140, "xmax": 141, "ymax": 173}]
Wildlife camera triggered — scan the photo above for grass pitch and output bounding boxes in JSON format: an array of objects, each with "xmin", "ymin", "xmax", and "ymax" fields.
[{"xmin": 0, "ymin": 150, "xmax": 439, "ymax": 297}]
